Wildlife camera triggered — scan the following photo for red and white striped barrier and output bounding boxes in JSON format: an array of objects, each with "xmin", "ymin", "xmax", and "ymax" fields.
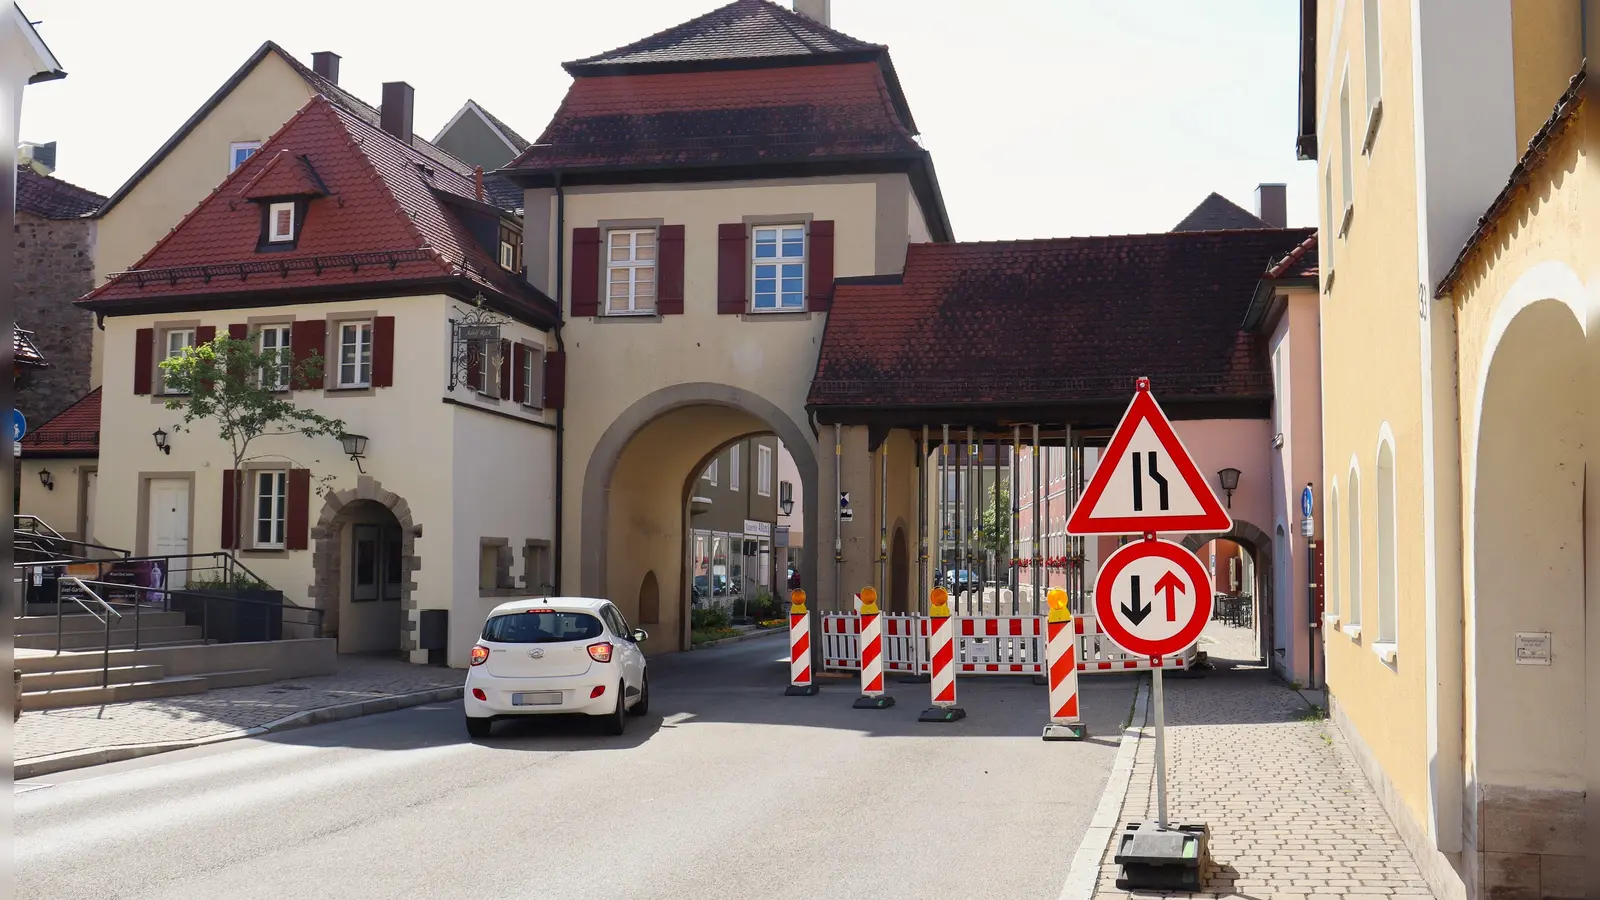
[
  {"xmin": 852, "ymin": 588, "xmax": 894, "ymax": 709},
  {"xmin": 1041, "ymin": 588, "xmax": 1086, "ymax": 740},
  {"xmin": 784, "ymin": 589, "xmax": 819, "ymax": 696},
  {"xmin": 818, "ymin": 613, "xmax": 1198, "ymax": 675},
  {"xmin": 918, "ymin": 588, "xmax": 964, "ymax": 722}
]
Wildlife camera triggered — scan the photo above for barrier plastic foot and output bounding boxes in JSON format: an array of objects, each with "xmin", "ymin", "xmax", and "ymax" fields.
[
  {"xmin": 918, "ymin": 706, "xmax": 966, "ymax": 723},
  {"xmin": 1042, "ymin": 722, "xmax": 1088, "ymax": 741},
  {"xmin": 784, "ymin": 684, "xmax": 820, "ymax": 696},
  {"xmin": 853, "ymin": 695, "xmax": 896, "ymax": 709}
]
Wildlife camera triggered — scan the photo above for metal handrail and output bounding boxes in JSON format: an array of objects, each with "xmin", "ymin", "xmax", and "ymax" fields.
[
  {"xmin": 71, "ymin": 579, "xmax": 326, "ymax": 642},
  {"xmin": 14, "ymin": 515, "xmax": 65, "ymax": 539},
  {"xmin": 55, "ymin": 577, "xmax": 123, "ymax": 688},
  {"xmin": 12, "ymin": 532, "xmax": 131, "ymax": 560}
]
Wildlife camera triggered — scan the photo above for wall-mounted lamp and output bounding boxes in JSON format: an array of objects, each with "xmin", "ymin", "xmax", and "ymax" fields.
[
  {"xmin": 339, "ymin": 433, "xmax": 369, "ymax": 473},
  {"xmin": 152, "ymin": 428, "xmax": 171, "ymax": 455},
  {"xmin": 1217, "ymin": 467, "xmax": 1241, "ymax": 509},
  {"xmin": 779, "ymin": 481, "xmax": 794, "ymax": 517},
  {"xmin": 38, "ymin": 468, "xmax": 54, "ymax": 491}
]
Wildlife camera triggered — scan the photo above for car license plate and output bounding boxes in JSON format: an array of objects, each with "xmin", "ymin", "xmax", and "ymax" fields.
[{"xmin": 512, "ymin": 691, "xmax": 562, "ymax": 706}]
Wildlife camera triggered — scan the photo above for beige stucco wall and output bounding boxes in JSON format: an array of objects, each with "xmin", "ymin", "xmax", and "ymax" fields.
[
  {"xmin": 90, "ymin": 51, "xmax": 315, "ymax": 388},
  {"xmin": 92, "ymin": 294, "xmax": 555, "ymax": 665},
  {"xmin": 1316, "ymin": 0, "xmax": 1433, "ymax": 832},
  {"xmin": 18, "ymin": 458, "xmax": 93, "ymax": 542},
  {"xmin": 1509, "ymin": 2, "xmax": 1582, "ymax": 150}
]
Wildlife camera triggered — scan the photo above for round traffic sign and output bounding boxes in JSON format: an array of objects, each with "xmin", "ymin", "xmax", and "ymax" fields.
[
  {"xmin": 1093, "ymin": 539, "xmax": 1212, "ymax": 658},
  {"xmin": 12, "ymin": 409, "xmax": 26, "ymax": 443}
]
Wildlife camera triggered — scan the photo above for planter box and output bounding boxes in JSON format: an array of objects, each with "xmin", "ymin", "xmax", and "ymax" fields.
[{"xmin": 171, "ymin": 588, "xmax": 284, "ymax": 643}]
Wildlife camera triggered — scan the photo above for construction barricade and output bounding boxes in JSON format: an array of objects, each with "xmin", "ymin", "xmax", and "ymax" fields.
[
  {"xmin": 1041, "ymin": 587, "xmax": 1086, "ymax": 740},
  {"xmin": 784, "ymin": 589, "xmax": 819, "ymax": 696},
  {"xmin": 918, "ymin": 588, "xmax": 964, "ymax": 723},
  {"xmin": 852, "ymin": 587, "xmax": 894, "ymax": 709}
]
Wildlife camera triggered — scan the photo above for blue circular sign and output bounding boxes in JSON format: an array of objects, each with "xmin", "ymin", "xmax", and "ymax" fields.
[
  {"xmin": 12, "ymin": 409, "xmax": 26, "ymax": 443},
  {"xmin": 1300, "ymin": 484, "xmax": 1314, "ymax": 518}
]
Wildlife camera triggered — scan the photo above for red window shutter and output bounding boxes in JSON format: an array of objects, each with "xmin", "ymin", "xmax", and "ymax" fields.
[
  {"xmin": 512, "ymin": 344, "xmax": 527, "ymax": 404},
  {"xmin": 543, "ymin": 350, "xmax": 566, "ymax": 409},
  {"xmin": 133, "ymin": 328, "xmax": 154, "ymax": 395},
  {"xmin": 195, "ymin": 325, "xmax": 216, "ymax": 345},
  {"xmin": 658, "ymin": 224, "xmax": 685, "ymax": 315},
  {"xmin": 227, "ymin": 324, "xmax": 248, "ymax": 340},
  {"xmin": 290, "ymin": 320, "xmax": 327, "ymax": 389},
  {"xmin": 287, "ymin": 469, "xmax": 311, "ymax": 551},
  {"xmin": 499, "ymin": 339, "xmax": 512, "ymax": 399},
  {"xmin": 371, "ymin": 316, "xmax": 395, "ymax": 388},
  {"xmin": 717, "ymin": 223, "xmax": 747, "ymax": 314},
  {"xmin": 220, "ymin": 470, "xmax": 238, "ymax": 549},
  {"xmin": 571, "ymin": 227, "xmax": 601, "ymax": 318},
  {"xmin": 807, "ymin": 220, "xmax": 835, "ymax": 312}
]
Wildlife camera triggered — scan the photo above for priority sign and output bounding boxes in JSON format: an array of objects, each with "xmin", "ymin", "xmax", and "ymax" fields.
[
  {"xmin": 1067, "ymin": 378, "xmax": 1231, "ymax": 536},
  {"xmin": 1093, "ymin": 539, "xmax": 1213, "ymax": 659}
]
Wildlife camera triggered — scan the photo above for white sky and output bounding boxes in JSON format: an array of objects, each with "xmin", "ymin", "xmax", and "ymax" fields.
[{"xmin": 18, "ymin": 0, "xmax": 1315, "ymax": 240}]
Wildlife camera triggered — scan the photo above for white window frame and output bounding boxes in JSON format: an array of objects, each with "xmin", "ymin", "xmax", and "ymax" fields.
[
  {"xmin": 258, "ymin": 324, "xmax": 292, "ymax": 391},
  {"xmin": 500, "ymin": 240, "xmax": 517, "ymax": 270},
  {"xmin": 758, "ymin": 445, "xmax": 773, "ymax": 497},
  {"xmin": 254, "ymin": 469, "xmax": 288, "ymax": 550},
  {"xmin": 230, "ymin": 141, "xmax": 260, "ymax": 172},
  {"xmin": 729, "ymin": 444, "xmax": 741, "ymax": 492},
  {"xmin": 703, "ymin": 458, "xmax": 718, "ymax": 487},
  {"xmin": 520, "ymin": 344, "xmax": 536, "ymax": 407},
  {"xmin": 160, "ymin": 328, "xmax": 195, "ymax": 394},
  {"xmin": 337, "ymin": 320, "xmax": 373, "ymax": 388},
  {"xmin": 751, "ymin": 224, "xmax": 806, "ymax": 311},
  {"xmin": 1361, "ymin": 0, "xmax": 1383, "ymax": 153},
  {"xmin": 1322, "ymin": 165, "xmax": 1336, "ymax": 284},
  {"xmin": 470, "ymin": 341, "xmax": 495, "ymax": 396},
  {"xmin": 1374, "ymin": 432, "xmax": 1399, "ymax": 659},
  {"xmin": 1345, "ymin": 462, "xmax": 1364, "ymax": 637},
  {"xmin": 1338, "ymin": 69, "xmax": 1354, "ymax": 235},
  {"xmin": 605, "ymin": 228, "xmax": 657, "ymax": 315},
  {"xmin": 1327, "ymin": 480, "xmax": 1342, "ymax": 625},
  {"xmin": 268, "ymin": 201, "xmax": 296, "ymax": 243}
]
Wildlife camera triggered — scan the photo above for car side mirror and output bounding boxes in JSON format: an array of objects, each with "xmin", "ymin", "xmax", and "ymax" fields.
[{"xmin": 632, "ymin": 629, "xmax": 649, "ymax": 643}]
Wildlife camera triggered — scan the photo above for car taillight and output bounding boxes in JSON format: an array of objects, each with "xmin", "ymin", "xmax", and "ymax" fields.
[
  {"xmin": 587, "ymin": 642, "xmax": 613, "ymax": 663},
  {"xmin": 470, "ymin": 645, "xmax": 489, "ymax": 666},
  {"xmin": 590, "ymin": 685, "xmax": 606, "ymax": 698}
]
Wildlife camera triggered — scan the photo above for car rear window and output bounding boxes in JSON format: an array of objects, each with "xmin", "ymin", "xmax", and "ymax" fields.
[{"xmin": 482, "ymin": 611, "xmax": 604, "ymax": 644}]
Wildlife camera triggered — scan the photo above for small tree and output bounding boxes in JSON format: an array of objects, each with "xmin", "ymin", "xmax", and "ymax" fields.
[
  {"xmin": 976, "ymin": 484, "xmax": 1012, "ymax": 578},
  {"xmin": 159, "ymin": 332, "xmax": 347, "ymax": 552}
]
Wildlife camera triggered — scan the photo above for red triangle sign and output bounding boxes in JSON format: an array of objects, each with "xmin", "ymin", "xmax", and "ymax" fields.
[{"xmin": 1067, "ymin": 378, "xmax": 1233, "ymax": 536}]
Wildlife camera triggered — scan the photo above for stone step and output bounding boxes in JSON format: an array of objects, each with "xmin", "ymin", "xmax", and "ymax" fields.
[
  {"xmin": 22, "ymin": 675, "xmax": 212, "ymax": 710},
  {"xmin": 15, "ymin": 625, "xmax": 206, "ymax": 651},
  {"xmin": 189, "ymin": 667, "xmax": 273, "ymax": 690},
  {"xmin": 20, "ymin": 663, "xmax": 166, "ymax": 691},
  {"xmin": 13, "ymin": 610, "xmax": 189, "ymax": 635}
]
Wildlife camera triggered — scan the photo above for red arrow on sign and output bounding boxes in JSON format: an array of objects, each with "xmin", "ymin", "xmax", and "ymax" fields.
[{"xmin": 1153, "ymin": 570, "xmax": 1186, "ymax": 621}]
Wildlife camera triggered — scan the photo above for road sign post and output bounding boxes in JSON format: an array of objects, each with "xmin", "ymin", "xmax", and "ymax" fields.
[{"xmin": 1068, "ymin": 378, "xmax": 1224, "ymax": 889}]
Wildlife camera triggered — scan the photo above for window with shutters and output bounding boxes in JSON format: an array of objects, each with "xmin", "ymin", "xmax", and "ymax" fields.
[
  {"xmin": 758, "ymin": 445, "xmax": 773, "ymax": 496},
  {"xmin": 521, "ymin": 344, "xmax": 544, "ymax": 408},
  {"xmin": 470, "ymin": 341, "xmax": 494, "ymax": 395},
  {"xmin": 337, "ymin": 321, "xmax": 373, "ymax": 388},
  {"xmin": 258, "ymin": 324, "xmax": 292, "ymax": 391},
  {"xmin": 606, "ymin": 229, "xmax": 656, "ymax": 314},
  {"xmin": 729, "ymin": 444, "xmax": 741, "ymax": 492},
  {"xmin": 267, "ymin": 202, "xmax": 297, "ymax": 243},
  {"xmin": 254, "ymin": 470, "xmax": 288, "ymax": 550},
  {"xmin": 752, "ymin": 225, "xmax": 805, "ymax": 310},
  {"xmin": 159, "ymin": 328, "xmax": 195, "ymax": 394},
  {"xmin": 499, "ymin": 221, "xmax": 522, "ymax": 272}
]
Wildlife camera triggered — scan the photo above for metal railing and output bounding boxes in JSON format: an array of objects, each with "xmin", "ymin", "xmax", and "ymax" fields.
[{"xmin": 54, "ymin": 577, "xmax": 123, "ymax": 688}]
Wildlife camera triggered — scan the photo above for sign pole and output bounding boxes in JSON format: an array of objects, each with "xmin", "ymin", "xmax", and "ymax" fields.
[{"xmin": 1152, "ymin": 664, "xmax": 1168, "ymax": 828}]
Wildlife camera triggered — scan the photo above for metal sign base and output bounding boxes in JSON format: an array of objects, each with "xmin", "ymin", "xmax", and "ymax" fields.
[
  {"xmin": 918, "ymin": 705, "xmax": 966, "ymax": 723},
  {"xmin": 1113, "ymin": 821, "xmax": 1211, "ymax": 890},
  {"xmin": 853, "ymin": 695, "xmax": 895, "ymax": 709},
  {"xmin": 1042, "ymin": 722, "xmax": 1087, "ymax": 741},
  {"xmin": 784, "ymin": 684, "xmax": 820, "ymax": 696}
]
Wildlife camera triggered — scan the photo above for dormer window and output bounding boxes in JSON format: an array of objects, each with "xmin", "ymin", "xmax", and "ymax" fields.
[
  {"xmin": 498, "ymin": 221, "xmax": 522, "ymax": 272},
  {"xmin": 268, "ymin": 202, "xmax": 296, "ymax": 243}
]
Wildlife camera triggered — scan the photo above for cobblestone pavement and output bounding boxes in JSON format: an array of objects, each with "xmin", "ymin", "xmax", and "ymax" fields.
[
  {"xmin": 1091, "ymin": 635, "xmax": 1434, "ymax": 899},
  {"xmin": 16, "ymin": 656, "xmax": 462, "ymax": 763},
  {"xmin": 1197, "ymin": 621, "xmax": 1260, "ymax": 665}
]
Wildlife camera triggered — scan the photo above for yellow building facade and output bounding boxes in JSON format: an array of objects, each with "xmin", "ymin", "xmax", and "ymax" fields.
[{"xmin": 1310, "ymin": 1, "xmax": 1596, "ymax": 897}]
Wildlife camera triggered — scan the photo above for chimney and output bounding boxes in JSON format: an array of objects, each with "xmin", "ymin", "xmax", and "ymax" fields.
[
  {"xmin": 793, "ymin": 0, "xmax": 830, "ymax": 26},
  {"xmin": 474, "ymin": 166, "xmax": 485, "ymax": 202},
  {"xmin": 1255, "ymin": 183, "xmax": 1287, "ymax": 228},
  {"xmin": 380, "ymin": 82, "xmax": 415, "ymax": 146},
  {"xmin": 19, "ymin": 141, "xmax": 56, "ymax": 176},
  {"xmin": 311, "ymin": 51, "xmax": 341, "ymax": 85}
]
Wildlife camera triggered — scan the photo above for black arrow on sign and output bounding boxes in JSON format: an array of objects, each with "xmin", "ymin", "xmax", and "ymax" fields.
[{"xmin": 1122, "ymin": 574, "xmax": 1153, "ymax": 625}]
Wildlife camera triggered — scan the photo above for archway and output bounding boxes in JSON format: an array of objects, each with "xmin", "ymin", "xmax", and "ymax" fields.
[
  {"xmin": 580, "ymin": 383, "xmax": 819, "ymax": 654},
  {"xmin": 638, "ymin": 570, "xmax": 661, "ymax": 626},
  {"xmin": 1182, "ymin": 519, "xmax": 1272, "ymax": 668},
  {"xmin": 890, "ymin": 526, "xmax": 909, "ymax": 613},
  {"xmin": 1469, "ymin": 296, "xmax": 1588, "ymax": 879},
  {"xmin": 309, "ymin": 479, "xmax": 418, "ymax": 656}
]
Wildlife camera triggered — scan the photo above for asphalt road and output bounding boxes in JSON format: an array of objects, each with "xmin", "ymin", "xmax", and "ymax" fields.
[{"xmin": 16, "ymin": 635, "xmax": 1136, "ymax": 900}]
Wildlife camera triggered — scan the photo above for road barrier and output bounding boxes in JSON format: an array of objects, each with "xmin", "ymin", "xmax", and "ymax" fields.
[
  {"xmin": 852, "ymin": 588, "xmax": 894, "ymax": 709},
  {"xmin": 1041, "ymin": 587, "xmax": 1086, "ymax": 740},
  {"xmin": 918, "ymin": 588, "xmax": 964, "ymax": 722},
  {"xmin": 821, "ymin": 612, "xmax": 1195, "ymax": 675},
  {"xmin": 784, "ymin": 589, "xmax": 819, "ymax": 696}
]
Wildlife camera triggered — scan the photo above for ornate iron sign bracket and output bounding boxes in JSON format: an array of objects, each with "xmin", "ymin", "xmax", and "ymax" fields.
[{"xmin": 447, "ymin": 298, "xmax": 512, "ymax": 391}]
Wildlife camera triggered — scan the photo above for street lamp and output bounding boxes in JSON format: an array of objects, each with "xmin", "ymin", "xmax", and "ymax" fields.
[
  {"xmin": 340, "ymin": 433, "xmax": 369, "ymax": 473},
  {"xmin": 778, "ymin": 481, "xmax": 794, "ymax": 517},
  {"xmin": 38, "ymin": 468, "xmax": 53, "ymax": 491},
  {"xmin": 152, "ymin": 428, "xmax": 171, "ymax": 455},
  {"xmin": 1217, "ymin": 467, "xmax": 1241, "ymax": 508}
]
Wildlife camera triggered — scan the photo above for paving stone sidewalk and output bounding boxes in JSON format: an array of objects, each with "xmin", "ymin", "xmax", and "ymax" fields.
[
  {"xmin": 1091, "ymin": 626, "xmax": 1435, "ymax": 899},
  {"xmin": 16, "ymin": 656, "xmax": 463, "ymax": 764}
]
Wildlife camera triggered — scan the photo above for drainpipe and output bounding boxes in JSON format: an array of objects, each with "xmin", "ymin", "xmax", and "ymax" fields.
[
  {"xmin": 552, "ymin": 173, "xmax": 567, "ymax": 594},
  {"xmin": 834, "ymin": 423, "xmax": 842, "ymax": 610}
]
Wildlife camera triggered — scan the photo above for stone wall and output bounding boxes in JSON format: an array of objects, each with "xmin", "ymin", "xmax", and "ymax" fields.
[{"xmin": 14, "ymin": 211, "xmax": 95, "ymax": 426}]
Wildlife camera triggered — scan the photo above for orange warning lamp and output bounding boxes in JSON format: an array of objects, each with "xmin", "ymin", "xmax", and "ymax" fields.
[
  {"xmin": 1046, "ymin": 587, "xmax": 1073, "ymax": 624},
  {"xmin": 789, "ymin": 588, "xmax": 807, "ymax": 614},
  {"xmin": 929, "ymin": 587, "xmax": 951, "ymax": 617},
  {"xmin": 859, "ymin": 586, "xmax": 879, "ymax": 614}
]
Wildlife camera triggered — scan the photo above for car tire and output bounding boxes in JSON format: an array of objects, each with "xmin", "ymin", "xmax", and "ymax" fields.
[
  {"xmin": 605, "ymin": 681, "xmax": 627, "ymax": 735},
  {"xmin": 629, "ymin": 671, "xmax": 649, "ymax": 717},
  {"xmin": 465, "ymin": 715, "xmax": 492, "ymax": 739}
]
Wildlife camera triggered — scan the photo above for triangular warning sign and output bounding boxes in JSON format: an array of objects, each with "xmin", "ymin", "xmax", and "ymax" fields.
[{"xmin": 1067, "ymin": 379, "xmax": 1233, "ymax": 536}]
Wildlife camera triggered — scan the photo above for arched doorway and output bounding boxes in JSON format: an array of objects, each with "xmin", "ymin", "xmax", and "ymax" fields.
[
  {"xmin": 1469, "ymin": 296, "xmax": 1589, "ymax": 878},
  {"xmin": 890, "ymin": 526, "xmax": 909, "ymax": 613},
  {"xmin": 309, "ymin": 480, "xmax": 418, "ymax": 656},
  {"xmin": 580, "ymin": 383, "xmax": 819, "ymax": 654},
  {"xmin": 1183, "ymin": 520, "xmax": 1271, "ymax": 668}
]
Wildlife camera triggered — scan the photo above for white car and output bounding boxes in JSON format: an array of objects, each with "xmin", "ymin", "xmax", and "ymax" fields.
[{"xmin": 464, "ymin": 598, "xmax": 649, "ymax": 738}]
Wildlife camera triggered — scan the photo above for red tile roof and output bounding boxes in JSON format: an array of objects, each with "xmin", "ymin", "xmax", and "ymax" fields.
[
  {"xmin": 239, "ymin": 150, "xmax": 328, "ymax": 200},
  {"xmin": 566, "ymin": 0, "xmax": 883, "ymax": 73},
  {"xmin": 15, "ymin": 165, "xmax": 105, "ymax": 218},
  {"xmin": 79, "ymin": 96, "xmax": 556, "ymax": 327},
  {"xmin": 1265, "ymin": 233, "xmax": 1318, "ymax": 280},
  {"xmin": 808, "ymin": 228, "xmax": 1315, "ymax": 411},
  {"xmin": 21, "ymin": 387, "xmax": 99, "ymax": 457},
  {"xmin": 511, "ymin": 61, "xmax": 920, "ymax": 172}
]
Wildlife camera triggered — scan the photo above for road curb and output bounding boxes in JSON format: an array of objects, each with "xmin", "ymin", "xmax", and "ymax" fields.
[
  {"xmin": 14, "ymin": 686, "xmax": 463, "ymax": 780},
  {"xmin": 690, "ymin": 625, "xmax": 786, "ymax": 650},
  {"xmin": 1056, "ymin": 675, "xmax": 1151, "ymax": 900}
]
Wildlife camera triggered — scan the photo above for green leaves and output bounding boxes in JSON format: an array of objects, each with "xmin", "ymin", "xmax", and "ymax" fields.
[
  {"xmin": 976, "ymin": 485, "xmax": 1012, "ymax": 555},
  {"xmin": 158, "ymin": 333, "xmax": 346, "ymax": 449}
]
